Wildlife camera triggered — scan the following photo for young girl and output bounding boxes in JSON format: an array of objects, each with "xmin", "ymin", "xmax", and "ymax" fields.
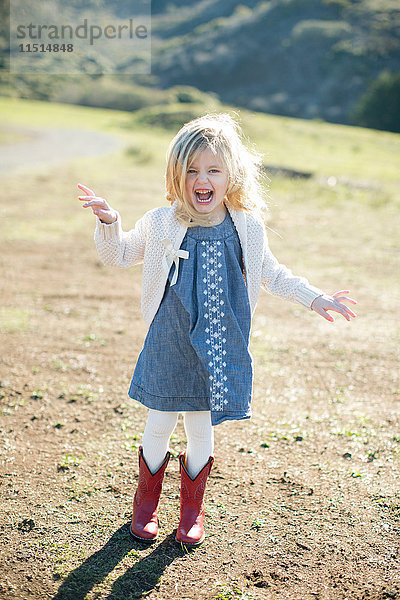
[{"xmin": 78, "ymin": 113, "xmax": 356, "ymax": 547}]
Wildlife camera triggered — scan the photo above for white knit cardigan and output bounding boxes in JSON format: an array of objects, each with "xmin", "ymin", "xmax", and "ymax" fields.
[{"xmin": 94, "ymin": 201, "xmax": 323, "ymax": 327}]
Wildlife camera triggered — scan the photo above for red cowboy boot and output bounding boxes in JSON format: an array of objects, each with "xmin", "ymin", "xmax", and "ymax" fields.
[
  {"xmin": 130, "ymin": 446, "xmax": 170, "ymax": 542},
  {"xmin": 175, "ymin": 452, "xmax": 214, "ymax": 546}
]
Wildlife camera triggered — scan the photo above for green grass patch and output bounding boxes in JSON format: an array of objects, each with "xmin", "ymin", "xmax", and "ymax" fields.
[
  {"xmin": 240, "ymin": 109, "xmax": 400, "ymax": 192},
  {"xmin": 0, "ymin": 96, "xmax": 133, "ymax": 133},
  {"xmin": 0, "ymin": 307, "xmax": 31, "ymax": 333}
]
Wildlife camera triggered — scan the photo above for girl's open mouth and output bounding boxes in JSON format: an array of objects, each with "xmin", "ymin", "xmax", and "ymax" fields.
[{"xmin": 195, "ymin": 190, "xmax": 213, "ymax": 204}]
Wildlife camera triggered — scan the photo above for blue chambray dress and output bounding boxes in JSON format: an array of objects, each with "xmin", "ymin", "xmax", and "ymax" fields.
[{"xmin": 128, "ymin": 210, "xmax": 253, "ymax": 426}]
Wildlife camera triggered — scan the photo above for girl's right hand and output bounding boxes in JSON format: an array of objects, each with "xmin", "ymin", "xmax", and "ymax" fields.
[{"xmin": 78, "ymin": 183, "xmax": 118, "ymax": 224}]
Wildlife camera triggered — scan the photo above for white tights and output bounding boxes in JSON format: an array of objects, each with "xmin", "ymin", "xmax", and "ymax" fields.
[{"xmin": 141, "ymin": 409, "xmax": 214, "ymax": 479}]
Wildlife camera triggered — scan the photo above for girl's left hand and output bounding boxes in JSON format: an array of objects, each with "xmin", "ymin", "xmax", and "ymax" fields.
[{"xmin": 311, "ymin": 290, "xmax": 357, "ymax": 322}]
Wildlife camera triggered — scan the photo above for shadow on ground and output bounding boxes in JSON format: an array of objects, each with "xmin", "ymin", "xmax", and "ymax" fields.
[{"xmin": 52, "ymin": 524, "xmax": 185, "ymax": 600}]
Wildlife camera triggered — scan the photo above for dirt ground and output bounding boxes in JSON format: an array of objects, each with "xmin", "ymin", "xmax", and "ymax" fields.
[
  {"xmin": 0, "ymin": 124, "xmax": 124, "ymax": 174},
  {"xmin": 0, "ymin": 126, "xmax": 399, "ymax": 600}
]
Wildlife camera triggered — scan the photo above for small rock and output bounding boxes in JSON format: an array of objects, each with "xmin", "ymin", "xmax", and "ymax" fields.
[{"xmin": 17, "ymin": 518, "xmax": 35, "ymax": 532}]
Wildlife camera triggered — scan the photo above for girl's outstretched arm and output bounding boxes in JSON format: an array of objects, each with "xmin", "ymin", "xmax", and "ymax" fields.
[{"xmin": 311, "ymin": 290, "xmax": 357, "ymax": 322}]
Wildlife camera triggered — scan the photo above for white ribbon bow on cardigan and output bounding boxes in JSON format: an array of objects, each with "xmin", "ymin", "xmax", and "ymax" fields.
[{"xmin": 161, "ymin": 238, "xmax": 189, "ymax": 286}]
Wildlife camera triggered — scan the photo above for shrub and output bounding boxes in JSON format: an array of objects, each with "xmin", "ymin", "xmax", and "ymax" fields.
[
  {"xmin": 132, "ymin": 104, "xmax": 212, "ymax": 131},
  {"xmin": 351, "ymin": 71, "xmax": 400, "ymax": 133},
  {"xmin": 168, "ymin": 85, "xmax": 218, "ymax": 105}
]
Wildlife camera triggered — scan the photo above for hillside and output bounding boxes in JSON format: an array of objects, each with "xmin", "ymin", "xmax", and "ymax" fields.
[
  {"xmin": 150, "ymin": 0, "xmax": 400, "ymax": 125},
  {"xmin": 1, "ymin": 0, "xmax": 399, "ymax": 130}
]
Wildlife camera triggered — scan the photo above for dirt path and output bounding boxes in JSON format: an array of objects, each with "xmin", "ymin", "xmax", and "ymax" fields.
[
  {"xmin": 0, "ymin": 127, "xmax": 399, "ymax": 600},
  {"xmin": 0, "ymin": 124, "xmax": 125, "ymax": 173}
]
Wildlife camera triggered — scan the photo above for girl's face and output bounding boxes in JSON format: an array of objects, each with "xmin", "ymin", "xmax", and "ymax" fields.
[{"xmin": 185, "ymin": 148, "xmax": 229, "ymax": 222}]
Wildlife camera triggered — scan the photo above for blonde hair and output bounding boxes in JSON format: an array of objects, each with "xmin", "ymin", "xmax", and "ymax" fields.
[{"xmin": 165, "ymin": 112, "xmax": 268, "ymax": 227}]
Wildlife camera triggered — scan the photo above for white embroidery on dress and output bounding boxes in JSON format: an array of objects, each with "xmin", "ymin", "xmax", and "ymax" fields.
[{"xmin": 202, "ymin": 240, "xmax": 228, "ymax": 412}]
